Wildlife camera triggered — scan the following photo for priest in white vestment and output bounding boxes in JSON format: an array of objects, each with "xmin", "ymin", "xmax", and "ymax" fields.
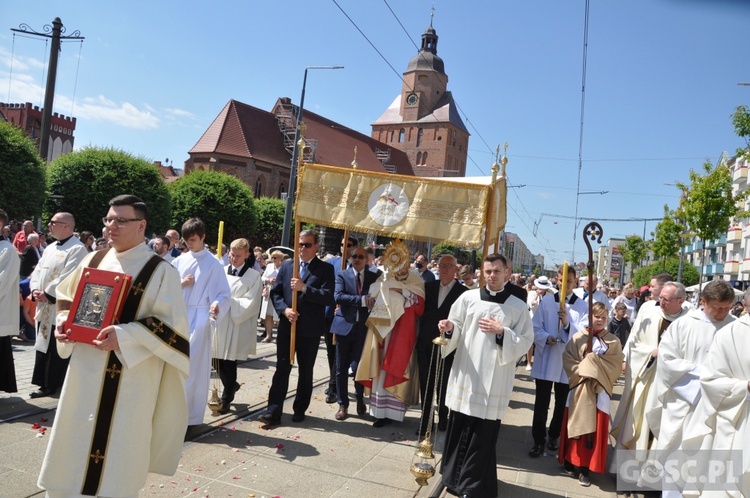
[
  {"xmin": 681, "ymin": 290, "xmax": 750, "ymax": 497},
  {"xmin": 38, "ymin": 195, "xmax": 190, "ymax": 498},
  {"xmin": 172, "ymin": 218, "xmax": 230, "ymax": 426},
  {"xmin": 610, "ymin": 281, "xmax": 689, "ymax": 465},
  {"xmin": 643, "ymin": 279, "xmax": 736, "ymax": 496},
  {"xmin": 437, "ymin": 254, "xmax": 534, "ymax": 498},
  {"xmin": 213, "ymin": 238, "xmax": 262, "ymax": 414}
]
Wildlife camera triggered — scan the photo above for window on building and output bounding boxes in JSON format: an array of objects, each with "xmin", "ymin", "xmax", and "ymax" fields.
[
  {"xmin": 390, "ymin": 130, "xmax": 394, "ymax": 143},
  {"xmin": 422, "ymin": 152, "xmax": 428, "ymax": 165},
  {"xmin": 255, "ymin": 177, "xmax": 263, "ymax": 198},
  {"xmin": 279, "ymin": 182, "xmax": 288, "ymax": 199},
  {"xmin": 416, "ymin": 152, "xmax": 422, "ymax": 165},
  {"xmin": 417, "ymin": 128, "xmax": 423, "ymax": 147},
  {"xmin": 399, "ymin": 128, "xmax": 405, "ymax": 143}
]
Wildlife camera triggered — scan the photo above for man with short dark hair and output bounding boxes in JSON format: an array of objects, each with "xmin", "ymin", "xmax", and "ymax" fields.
[
  {"xmin": 330, "ymin": 246, "xmax": 381, "ymax": 421},
  {"xmin": 38, "ymin": 194, "xmax": 190, "ymax": 497},
  {"xmin": 172, "ymin": 217, "xmax": 231, "ymax": 427},
  {"xmin": 323, "ymin": 236, "xmax": 358, "ymax": 404},
  {"xmin": 437, "ymin": 254, "xmax": 534, "ymax": 497},
  {"xmin": 259, "ymin": 229, "xmax": 334, "ymax": 425},
  {"xmin": 413, "ymin": 252, "xmax": 436, "ymax": 282},
  {"xmin": 152, "ymin": 235, "xmax": 173, "ymax": 261},
  {"xmin": 29, "ymin": 212, "xmax": 87, "ymax": 398}
]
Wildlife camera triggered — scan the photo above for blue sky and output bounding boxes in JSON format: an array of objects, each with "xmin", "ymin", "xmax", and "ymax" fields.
[{"xmin": 1, "ymin": 1, "xmax": 748, "ymax": 266}]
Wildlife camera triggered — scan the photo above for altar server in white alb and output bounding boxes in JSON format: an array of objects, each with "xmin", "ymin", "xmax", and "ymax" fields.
[
  {"xmin": 213, "ymin": 237, "xmax": 262, "ymax": 414},
  {"xmin": 172, "ymin": 218, "xmax": 230, "ymax": 426},
  {"xmin": 38, "ymin": 195, "xmax": 190, "ymax": 498},
  {"xmin": 437, "ymin": 254, "xmax": 534, "ymax": 498},
  {"xmin": 0, "ymin": 209, "xmax": 20, "ymax": 393},
  {"xmin": 682, "ymin": 287, "xmax": 750, "ymax": 497},
  {"xmin": 29, "ymin": 211, "xmax": 87, "ymax": 399}
]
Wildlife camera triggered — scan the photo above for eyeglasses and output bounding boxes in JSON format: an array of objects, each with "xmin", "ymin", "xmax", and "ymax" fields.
[
  {"xmin": 299, "ymin": 242, "xmax": 315, "ymax": 249},
  {"xmin": 438, "ymin": 263, "xmax": 456, "ymax": 269},
  {"xmin": 102, "ymin": 217, "xmax": 143, "ymax": 227},
  {"xmin": 350, "ymin": 254, "xmax": 366, "ymax": 260},
  {"xmin": 48, "ymin": 220, "xmax": 67, "ymax": 226},
  {"xmin": 659, "ymin": 296, "xmax": 677, "ymax": 303}
]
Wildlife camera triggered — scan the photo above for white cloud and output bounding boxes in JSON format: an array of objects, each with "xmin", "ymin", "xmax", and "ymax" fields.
[
  {"xmin": 74, "ymin": 96, "xmax": 159, "ymax": 129},
  {"xmin": 164, "ymin": 107, "xmax": 194, "ymax": 118},
  {"xmin": 0, "ymin": 46, "xmax": 45, "ymax": 72}
]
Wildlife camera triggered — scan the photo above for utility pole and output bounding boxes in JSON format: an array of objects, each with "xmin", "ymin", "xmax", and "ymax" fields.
[{"xmin": 12, "ymin": 18, "xmax": 84, "ymax": 161}]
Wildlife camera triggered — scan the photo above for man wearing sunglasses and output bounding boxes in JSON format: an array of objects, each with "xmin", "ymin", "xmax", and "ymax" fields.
[
  {"xmin": 323, "ymin": 236, "xmax": 359, "ymax": 404},
  {"xmin": 330, "ymin": 246, "xmax": 381, "ymax": 421},
  {"xmin": 29, "ymin": 212, "xmax": 87, "ymax": 399},
  {"xmin": 259, "ymin": 229, "xmax": 334, "ymax": 426}
]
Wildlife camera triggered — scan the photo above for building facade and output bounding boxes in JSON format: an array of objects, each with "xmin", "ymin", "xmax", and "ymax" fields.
[
  {"xmin": 0, "ymin": 101, "xmax": 76, "ymax": 162},
  {"xmin": 370, "ymin": 25, "xmax": 469, "ymax": 178}
]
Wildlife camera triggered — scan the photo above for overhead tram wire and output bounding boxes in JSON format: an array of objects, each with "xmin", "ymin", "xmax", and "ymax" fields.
[
  {"xmin": 341, "ymin": 1, "xmax": 560, "ymax": 259},
  {"xmin": 572, "ymin": 0, "xmax": 591, "ymax": 262}
]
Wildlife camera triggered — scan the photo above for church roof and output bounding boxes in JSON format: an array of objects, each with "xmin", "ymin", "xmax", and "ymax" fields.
[
  {"xmin": 292, "ymin": 104, "xmax": 414, "ymax": 176},
  {"xmin": 190, "ymin": 99, "xmax": 414, "ymax": 175},
  {"xmin": 189, "ymin": 100, "xmax": 290, "ymax": 165},
  {"xmin": 371, "ymin": 91, "xmax": 469, "ymax": 134}
]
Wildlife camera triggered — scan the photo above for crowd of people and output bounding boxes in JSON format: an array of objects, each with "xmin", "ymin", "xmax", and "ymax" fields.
[{"xmin": 2, "ymin": 201, "xmax": 750, "ymax": 497}]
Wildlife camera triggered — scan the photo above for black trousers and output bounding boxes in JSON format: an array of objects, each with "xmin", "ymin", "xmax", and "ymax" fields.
[
  {"xmin": 324, "ymin": 316, "xmax": 336, "ymax": 391},
  {"xmin": 531, "ymin": 378, "xmax": 568, "ymax": 445},
  {"xmin": 266, "ymin": 323, "xmax": 320, "ymax": 419},
  {"xmin": 31, "ymin": 325, "xmax": 69, "ymax": 392},
  {"xmin": 334, "ymin": 324, "xmax": 366, "ymax": 407},
  {"xmin": 417, "ymin": 343, "xmax": 453, "ymax": 436},
  {"xmin": 441, "ymin": 411, "xmax": 501, "ymax": 498},
  {"xmin": 216, "ymin": 359, "xmax": 238, "ymax": 404}
]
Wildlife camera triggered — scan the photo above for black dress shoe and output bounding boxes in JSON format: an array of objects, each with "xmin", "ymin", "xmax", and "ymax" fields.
[
  {"xmin": 373, "ymin": 418, "xmax": 392, "ymax": 428},
  {"xmin": 292, "ymin": 412, "xmax": 305, "ymax": 423},
  {"xmin": 325, "ymin": 390, "xmax": 337, "ymax": 404},
  {"xmin": 547, "ymin": 437, "xmax": 559, "ymax": 451},
  {"xmin": 29, "ymin": 388, "xmax": 54, "ymax": 399},
  {"xmin": 356, "ymin": 397, "xmax": 367, "ymax": 416},
  {"xmin": 529, "ymin": 443, "xmax": 545, "ymax": 458},
  {"xmin": 257, "ymin": 413, "xmax": 281, "ymax": 426}
]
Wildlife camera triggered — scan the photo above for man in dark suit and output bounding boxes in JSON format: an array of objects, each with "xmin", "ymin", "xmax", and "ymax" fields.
[
  {"xmin": 417, "ymin": 255, "xmax": 467, "ymax": 437},
  {"xmin": 323, "ymin": 236, "xmax": 358, "ymax": 404},
  {"xmin": 259, "ymin": 229, "xmax": 334, "ymax": 425},
  {"xmin": 330, "ymin": 246, "xmax": 381, "ymax": 421}
]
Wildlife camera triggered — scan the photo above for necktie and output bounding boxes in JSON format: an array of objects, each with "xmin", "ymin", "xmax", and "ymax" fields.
[
  {"xmin": 231, "ymin": 268, "xmax": 237, "ymax": 276},
  {"xmin": 583, "ymin": 291, "xmax": 589, "ymax": 299},
  {"xmin": 300, "ymin": 261, "xmax": 309, "ymax": 280},
  {"xmin": 356, "ymin": 271, "xmax": 362, "ymax": 295}
]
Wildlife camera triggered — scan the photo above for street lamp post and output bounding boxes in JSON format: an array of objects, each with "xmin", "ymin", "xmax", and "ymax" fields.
[{"xmin": 280, "ymin": 65, "xmax": 344, "ymax": 247}]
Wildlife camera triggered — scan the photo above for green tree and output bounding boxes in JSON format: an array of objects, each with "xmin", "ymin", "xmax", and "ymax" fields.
[
  {"xmin": 678, "ymin": 159, "xmax": 748, "ymax": 294},
  {"xmin": 170, "ymin": 170, "xmax": 257, "ymax": 246},
  {"xmin": 0, "ymin": 121, "xmax": 46, "ymax": 221},
  {"xmin": 731, "ymin": 105, "xmax": 750, "ymax": 158},
  {"xmin": 633, "ymin": 257, "xmax": 699, "ymax": 289},
  {"xmin": 617, "ymin": 235, "xmax": 649, "ymax": 282},
  {"xmin": 651, "ymin": 204, "xmax": 683, "ymax": 267},
  {"xmin": 431, "ymin": 242, "xmax": 460, "ymax": 259},
  {"xmin": 47, "ymin": 147, "xmax": 171, "ymax": 235},
  {"xmin": 250, "ymin": 197, "xmax": 285, "ymax": 249}
]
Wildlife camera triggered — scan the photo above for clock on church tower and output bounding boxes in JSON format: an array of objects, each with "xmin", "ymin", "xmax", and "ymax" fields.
[{"xmin": 406, "ymin": 93, "xmax": 419, "ymax": 106}]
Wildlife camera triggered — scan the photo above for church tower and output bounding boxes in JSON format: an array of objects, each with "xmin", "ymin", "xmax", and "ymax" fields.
[{"xmin": 371, "ymin": 21, "xmax": 469, "ymax": 177}]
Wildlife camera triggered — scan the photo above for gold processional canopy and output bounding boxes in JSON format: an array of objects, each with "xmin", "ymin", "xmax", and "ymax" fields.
[{"xmin": 294, "ymin": 163, "xmax": 507, "ymax": 247}]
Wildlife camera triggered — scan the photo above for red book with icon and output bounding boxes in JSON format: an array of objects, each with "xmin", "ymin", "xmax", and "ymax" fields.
[{"xmin": 63, "ymin": 268, "xmax": 132, "ymax": 344}]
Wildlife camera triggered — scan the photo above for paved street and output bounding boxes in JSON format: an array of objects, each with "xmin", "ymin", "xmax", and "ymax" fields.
[{"xmin": 1, "ymin": 333, "xmax": 621, "ymax": 498}]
